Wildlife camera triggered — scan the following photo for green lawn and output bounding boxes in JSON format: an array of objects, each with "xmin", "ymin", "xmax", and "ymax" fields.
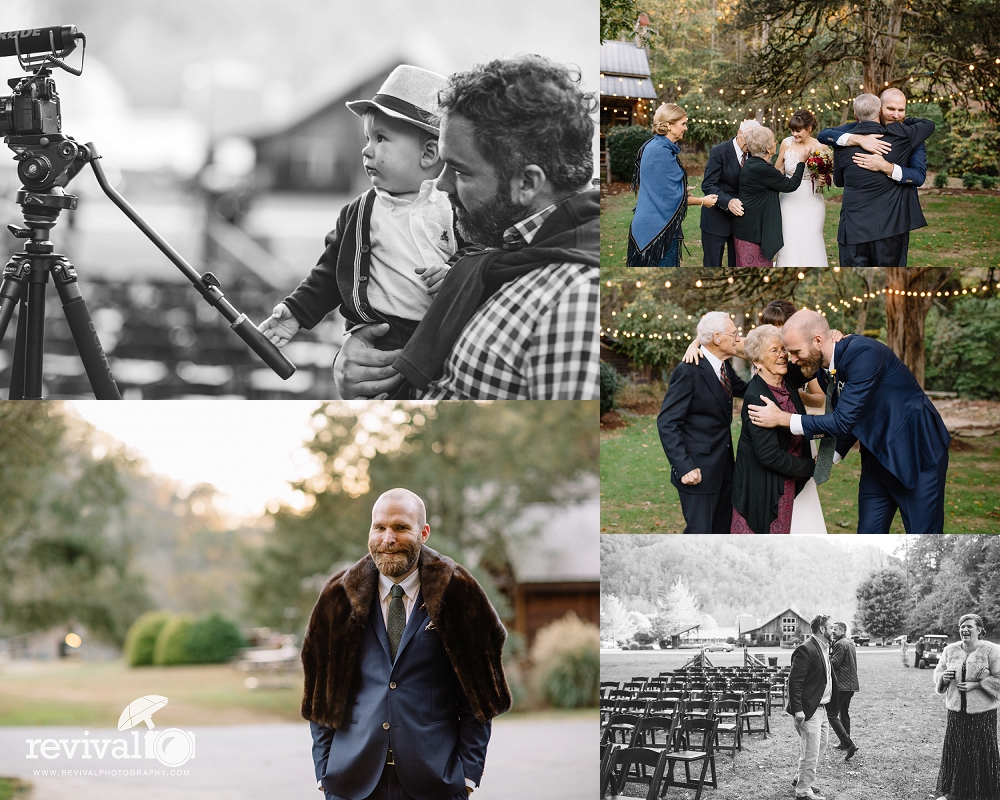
[
  {"xmin": 601, "ymin": 183, "xmax": 1000, "ymax": 267},
  {"xmin": 600, "ymin": 410, "xmax": 1000, "ymax": 533},
  {"xmin": 602, "ymin": 648, "xmax": 997, "ymax": 800},
  {"xmin": 0, "ymin": 778, "xmax": 30, "ymax": 800}
]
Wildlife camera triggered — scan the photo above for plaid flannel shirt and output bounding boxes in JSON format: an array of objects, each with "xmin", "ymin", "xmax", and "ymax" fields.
[{"xmin": 418, "ymin": 204, "xmax": 599, "ymax": 400}]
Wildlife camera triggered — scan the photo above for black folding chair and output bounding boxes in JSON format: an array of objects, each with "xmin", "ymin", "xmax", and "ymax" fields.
[
  {"xmin": 661, "ymin": 717, "xmax": 719, "ymax": 800},
  {"xmin": 607, "ymin": 747, "xmax": 667, "ymax": 800}
]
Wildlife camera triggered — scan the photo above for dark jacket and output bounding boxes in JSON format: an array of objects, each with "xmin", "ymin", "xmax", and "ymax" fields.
[
  {"xmin": 302, "ymin": 546, "xmax": 510, "ymax": 799},
  {"xmin": 831, "ymin": 636, "xmax": 860, "ymax": 692},
  {"xmin": 732, "ymin": 157, "xmax": 805, "ymax": 259},
  {"xmin": 657, "ymin": 357, "xmax": 747, "ymax": 496},
  {"xmin": 819, "ymin": 121, "xmax": 928, "ymax": 235},
  {"xmin": 700, "ymin": 139, "xmax": 743, "ymax": 237},
  {"xmin": 832, "ymin": 117, "xmax": 935, "ymax": 245},
  {"xmin": 787, "ymin": 636, "xmax": 839, "ymax": 721},
  {"xmin": 799, "ymin": 336, "xmax": 951, "ymax": 490},
  {"xmin": 732, "ymin": 374, "xmax": 815, "ymax": 534}
]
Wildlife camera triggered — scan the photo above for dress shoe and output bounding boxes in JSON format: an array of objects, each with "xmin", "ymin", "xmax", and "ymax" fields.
[
  {"xmin": 795, "ymin": 789, "xmax": 826, "ymax": 800},
  {"xmin": 791, "ymin": 778, "xmax": 823, "ymax": 793},
  {"xmin": 845, "ymin": 743, "xmax": 858, "ymax": 761}
]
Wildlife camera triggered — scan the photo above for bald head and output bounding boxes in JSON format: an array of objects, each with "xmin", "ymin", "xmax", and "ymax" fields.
[
  {"xmin": 781, "ymin": 310, "xmax": 832, "ymax": 379},
  {"xmin": 372, "ymin": 488, "xmax": 427, "ymax": 529},
  {"xmin": 880, "ymin": 87, "xmax": 907, "ymax": 123},
  {"xmin": 369, "ymin": 488, "xmax": 429, "ymax": 580}
]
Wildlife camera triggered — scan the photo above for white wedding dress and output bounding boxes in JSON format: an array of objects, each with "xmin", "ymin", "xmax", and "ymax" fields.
[
  {"xmin": 774, "ymin": 139, "xmax": 829, "ymax": 267},
  {"xmin": 790, "ymin": 416, "xmax": 828, "ymax": 534}
]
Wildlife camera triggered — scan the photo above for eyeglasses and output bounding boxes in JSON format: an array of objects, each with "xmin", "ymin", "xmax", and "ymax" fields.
[{"xmin": 718, "ymin": 331, "xmax": 741, "ymax": 340}]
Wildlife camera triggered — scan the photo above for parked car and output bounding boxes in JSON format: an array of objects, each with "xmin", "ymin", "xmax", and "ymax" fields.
[
  {"xmin": 919, "ymin": 635, "xmax": 949, "ymax": 669},
  {"xmin": 851, "ymin": 634, "xmax": 870, "ymax": 646},
  {"xmin": 704, "ymin": 642, "xmax": 734, "ymax": 652}
]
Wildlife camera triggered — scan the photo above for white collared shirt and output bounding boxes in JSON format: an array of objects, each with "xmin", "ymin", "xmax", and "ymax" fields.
[
  {"xmin": 812, "ymin": 634, "xmax": 833, "ymax": 706},
  {"xmin": 367, "ymin": 178, "xmax": 456, "ymax": 322},
  {"xmin": 732, "ymin": 137, "xmax": 745, "ymax": 165},
  {"xmin": 701, "ymin": 347, "xmax": 725, "ymax": 382},
  {"xmin": 835, "ymin": 132, "xmax": 904, "ymax": 182},
  {"xmin": 377, "ymin": 568, "xmax": 421, "ymax": 629},
  {"xmin": 790, "ymin": 348, "xmax": 836, "ymax": 438}
]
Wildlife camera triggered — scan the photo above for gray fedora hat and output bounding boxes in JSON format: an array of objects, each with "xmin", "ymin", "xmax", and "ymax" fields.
[{"xmin": 346, "ymin": 65, "xmax": 447, "ymax": 135}]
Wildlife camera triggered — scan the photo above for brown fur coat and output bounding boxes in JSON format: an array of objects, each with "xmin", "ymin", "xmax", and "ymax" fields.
[{"xmin": 300, "ymin": 545, "xmax": 511, "ymax": 729}]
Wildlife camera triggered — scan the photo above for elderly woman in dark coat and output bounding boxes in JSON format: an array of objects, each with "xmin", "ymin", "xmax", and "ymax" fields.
[
  {"xmin": 732, "ymin": 126, "xmax": 806, "ymax": 267},
  {"xmin": 731, "ymin": 324, "xmax": 815, "ymax": 533}
]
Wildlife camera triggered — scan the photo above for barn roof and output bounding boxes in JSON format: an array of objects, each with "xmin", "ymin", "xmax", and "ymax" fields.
[
  {"xmin": 506, "ymin": 498, "xmax": 599, "ymax": 584},
  {"xmin": 744, "ymin": 606, "xmax": 811, "ymax": 633},
  {"xmin": 600, "ymin": 41, "xmax": 652, "ymax": 78}
]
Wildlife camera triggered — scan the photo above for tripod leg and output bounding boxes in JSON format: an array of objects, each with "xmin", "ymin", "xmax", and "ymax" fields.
[
  {"xmin": 19, "ymin": 264, "xmax": 50, "ymax": 399},
  {"xmin": 51, "ymin": 258, "xmax": 121, "ymax": 400},
  {"xmin": 9, "ymin": 295, "xmax": 27, "ymax": 400}
]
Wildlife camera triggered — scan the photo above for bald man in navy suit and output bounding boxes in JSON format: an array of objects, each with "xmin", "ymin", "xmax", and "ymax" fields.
[{"xmin": 747, "ymin": 310, "xmax": 950, "ymax": 534}]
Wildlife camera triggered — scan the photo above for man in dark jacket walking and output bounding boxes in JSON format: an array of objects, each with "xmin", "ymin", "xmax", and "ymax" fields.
[{"xmin": 830, "ymin": 622, "xmax": 860, "ymax": 757}]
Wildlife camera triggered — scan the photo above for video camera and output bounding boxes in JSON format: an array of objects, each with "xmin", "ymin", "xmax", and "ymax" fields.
[{"xmin": 0, "ymin": 25, "xmax": 294, "ymax": 399}]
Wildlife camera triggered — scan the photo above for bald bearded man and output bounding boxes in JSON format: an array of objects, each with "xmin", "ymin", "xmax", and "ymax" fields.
[{"xmin": 301, "ymin": 488, "xmax": 511, "ymax": 800}]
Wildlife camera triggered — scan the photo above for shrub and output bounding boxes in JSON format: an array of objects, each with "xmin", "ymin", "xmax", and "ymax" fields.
[
  {"xmin": 124, "ymin": 610, "xmax": 171, "ymax": 667},
  {"xmin": 600, "ymin": 361, "xmax": 625, "ymax": 415},
  {"xmin": 606, "ymin": 125, "xmax": 653, "ymax": 182},
  {"xmin": 925, "ymin": 298, "xmax": 1000, "ymax": 399},
  {"xmin": 944, "ymin": 107, "xmax": 1000, "ymax": 176},
  {"xmin": 532, "ymin": 612, "xmax": 599, "ymax": 708},
  {"xmin": 933, "ymin": 172, "xmax": 949, "ymax": 189},
  {"xmin": 981, "ymin": 175, "xmax": 998, "ymax": 190},
  {"xmin": 633, "ymin": 631, "xmax": 655, "ymax": 646},
  {"xmin": 153, "ymin": 614, "xmax": 195, "ymax": 666},
  {"xmin": 962, "ymin": 173, "xmax": 981, "ymax": 189},
  {"xmin": 186, "ymin": 613, "xmax": 246, "ymax": 664}
]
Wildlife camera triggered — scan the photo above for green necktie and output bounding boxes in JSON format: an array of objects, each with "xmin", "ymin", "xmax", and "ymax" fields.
[
  {"xmin": 387, "ymin": 584, "xmax": 405, "ymax": 662},
  {"xmin": 813, "ymin": 376, "xmax": 837, "ymax": 485}
]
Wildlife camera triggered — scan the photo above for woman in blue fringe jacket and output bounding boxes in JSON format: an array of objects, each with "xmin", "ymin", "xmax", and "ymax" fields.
[{"xmin": 627, "ymin": 103, "xmax": 718, "ymax": 266}]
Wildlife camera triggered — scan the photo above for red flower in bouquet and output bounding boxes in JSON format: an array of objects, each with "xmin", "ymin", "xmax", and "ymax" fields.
[{"xmin": 805, "ymin": 147, "xmax": 834, "ymax": 193}]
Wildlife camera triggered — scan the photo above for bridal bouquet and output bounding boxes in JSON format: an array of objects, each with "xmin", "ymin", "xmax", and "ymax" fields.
[{"xmin": 805, "ymin": 147, "xmax": 834, "ymax": 193}]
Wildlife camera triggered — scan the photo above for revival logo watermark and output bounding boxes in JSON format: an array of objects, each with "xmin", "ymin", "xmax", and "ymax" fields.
[{"xmin": 25, "ymin": 695, "xmax": 196, "ymax": 769}]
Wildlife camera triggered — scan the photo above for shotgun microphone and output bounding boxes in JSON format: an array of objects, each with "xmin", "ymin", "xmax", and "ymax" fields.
[{"xmin": 0, "ymin": 26, "xmax": 79, "ymax": 59}]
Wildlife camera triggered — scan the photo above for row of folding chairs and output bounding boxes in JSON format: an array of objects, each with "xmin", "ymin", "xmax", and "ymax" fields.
[
  {"xmin": 601, "ymin": 719, "xmax": 719, "ymax": 800},
  {"xmin": 602, "ymin": 688, "xmax": 776, "ymax": 728}
]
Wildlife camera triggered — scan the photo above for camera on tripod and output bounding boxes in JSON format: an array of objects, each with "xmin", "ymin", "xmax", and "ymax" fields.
[{"xmin": 0, "ymin": 25, "xmax": 294, "ymax": 399}]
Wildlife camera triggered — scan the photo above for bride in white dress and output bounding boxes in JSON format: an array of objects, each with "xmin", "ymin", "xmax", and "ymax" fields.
[{"xmin": 774, "ymin": 110, "xmax": 829, "ymax": 267}]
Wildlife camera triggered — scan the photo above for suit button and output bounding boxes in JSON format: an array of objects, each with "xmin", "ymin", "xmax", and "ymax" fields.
[
  {"xmin": 390, "ymin": 682, "xmax": 397, "ymax": 689},
  {"xmin": 383, "ymin": 722, "xmax": 390, "ymax": 730},
  {"xmin": 361, "ymin": 245, "xmax": 370, "ymax": 253}
]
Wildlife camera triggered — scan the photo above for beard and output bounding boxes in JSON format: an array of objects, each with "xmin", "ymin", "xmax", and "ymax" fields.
[
  {"xmin": 369, "ymin": 538, "xmax": 421, "ymax": 579},
  {"xmin": 794, "ymin": 343, "xmax": 825, "ymax": 380},
  {"xmin": 451, "ymin": 184, "xmax": 530, "ymax": 249}
]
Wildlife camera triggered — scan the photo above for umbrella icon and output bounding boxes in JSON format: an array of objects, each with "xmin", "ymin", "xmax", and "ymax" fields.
[{"xmin": 118, "ymin": 695, "xmax": 169, "ymax": 730}]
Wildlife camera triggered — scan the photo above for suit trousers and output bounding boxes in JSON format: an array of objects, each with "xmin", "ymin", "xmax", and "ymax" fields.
[
  {"xmin": 679, "ymin": 471, "xmax": 734, "ymax": 534},
  {"xmin": 358, "ymin": 764, "xmax": 467, "ymax": 800},
  {"xmin": 837, "ymin": 691, "xmax": 854, "ymax": 737},
  {"xmin": 838, "ymin": 232, "xmax": 909, "ymax": 266},
  {"xmin": 701, "ymin": 231, "xmax": 737, "ymax": 267},
  {"xmin": 857, "ymin": 446, "xmax": 948, "ymax": 534},
  {"xmin": 794, "ymin": 709, "xmax": 829, "ymax": 796}
]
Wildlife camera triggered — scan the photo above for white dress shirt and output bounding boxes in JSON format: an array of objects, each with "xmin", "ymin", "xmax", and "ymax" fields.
[
  {"xmin": 732, "ymin": 137, "xmax": 745, "ymax": 165},
  {"xmin": 378, "ymin": 568, "xmax": 421, "ymax": 629},
  {"xmin": 836, "ymin": 132, "xmax": 904, "ymax": 182},
  {"xmin": 789, "ymin": 350, "xmax": 843, "ymax": 464},
  {"xmin": 701, "ymin": 347, "xmax": 725, "ymax": 382},
  {"xmin": 812, "ymin": 634, "xmax": 833, "ymax": 706}
]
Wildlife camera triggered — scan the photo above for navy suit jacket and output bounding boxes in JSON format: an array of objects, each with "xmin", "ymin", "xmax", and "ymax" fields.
[
  {"xmin": 658, "ymin": 357, "xmax": 747, "ymax": 495},
  {"xmin": 700, "ymin": 139, "xmax": 743, "ymax": 237},
  {"xmin": 786, "ymin": 636, "xmax": 839, "ymax": 721},
  {"xmin": 819, "ymin": 120, "xmax": 930, "ymax": 240},
  {"xmin": 799, "ymin": 336, "xmax": 950, "ymax": 490},
  {"xmin": 311, "ymin": 589, "xmax": 490, "ymax": 800}
]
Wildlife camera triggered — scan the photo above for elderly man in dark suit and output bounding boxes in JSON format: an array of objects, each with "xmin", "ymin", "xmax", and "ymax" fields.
[
  {"xmin": 301, "ymin": 488, "xmax": 510, "ymax": 800},
  {"xmin": 747, "ymin": 309, "xmax": 951, "ymax": 534},
  {"xmin": 829, "ymin": 93, "xmax": 935, "ymax": 266},
  {"xmin": 700, "ymin": 119, "xmax": 761, "ymax": 266},
  {"xmin": 657, "ymin": 311, "xmax": 747, "ymax": 534},
  {"xmin": 830, "ymin": 622, "xmax": 860, "ymax": 758},
  {"xmin": 787, "ymin": 615, "xmax": 839, "ymax": 800}
]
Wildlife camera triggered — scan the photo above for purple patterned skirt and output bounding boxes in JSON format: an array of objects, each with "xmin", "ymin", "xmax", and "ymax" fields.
[{"xmin": 734, "ymin": 237, "xmax": 772, "ymax": 267}]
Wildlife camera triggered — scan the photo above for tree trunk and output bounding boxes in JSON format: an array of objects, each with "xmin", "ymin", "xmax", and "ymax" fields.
[
  {"xmin": 883, "ymin": 268, "xmax": 953, "ymax": 386},
  {"xmin": 862, "ymin": 0, "xmax": 906, "ymax": 91}
]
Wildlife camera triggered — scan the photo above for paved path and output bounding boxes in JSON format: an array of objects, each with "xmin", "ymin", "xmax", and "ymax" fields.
[{"xmin": 0, "ymin": 714, "xmax": 595, "ymax": 799}]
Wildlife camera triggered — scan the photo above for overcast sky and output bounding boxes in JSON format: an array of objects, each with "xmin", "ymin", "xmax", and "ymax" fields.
[{"xmin": 68, "ymin": 400, "xmax": 323, "ymax": 517}]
